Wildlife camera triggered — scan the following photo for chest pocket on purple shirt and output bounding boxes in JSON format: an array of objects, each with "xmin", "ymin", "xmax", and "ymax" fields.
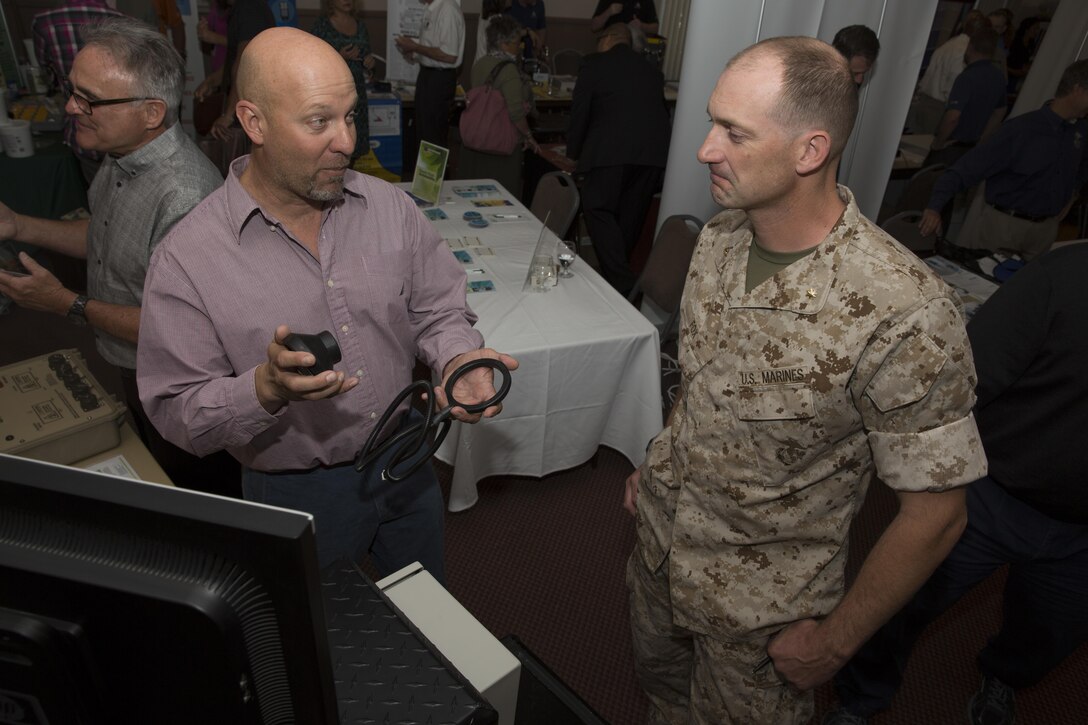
[
  {"xmin": 734, "ymin": 382, "xmax": 830, "ymax": 482},
  {"xmin": 358, "ymin": 250, "xmax": 411, "ymax": 327}
]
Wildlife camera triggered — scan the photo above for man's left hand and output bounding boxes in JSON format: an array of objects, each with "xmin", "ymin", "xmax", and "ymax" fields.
[
  {"xmin": 766, "ymin": 618, "xmax": 848, "ymax": 691},
  {"xmin": 437, "ymin": 348, "xmax": 519, "ymax": 423},
  {"xmin": 0, "ymin": 252, "xmax": 74, "ymax": 315}
]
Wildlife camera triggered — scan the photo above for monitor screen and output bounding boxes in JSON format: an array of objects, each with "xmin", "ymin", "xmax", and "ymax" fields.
[{"xmin": 0, "ymin": 453, "xmax": 339, "ymax": 725}]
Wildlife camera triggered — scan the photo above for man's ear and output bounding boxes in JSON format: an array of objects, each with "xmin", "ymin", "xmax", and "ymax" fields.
[
  {"xmin": 796, "ymin": 130, "xmax": 832, "ymax": 175},
  {"xmin": 236, "ymin": 101, "xmax": 264, "ymax": 145},
  {"xmin": 144, "ymin": 98, "xmax": 167, "ymax": 130}
]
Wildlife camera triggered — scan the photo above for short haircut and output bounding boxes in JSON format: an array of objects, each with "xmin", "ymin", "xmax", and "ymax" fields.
[
  {"xmin": 80, "ymin": 16, "xmax": 184, "ymax": 126},
  {"xmin": 1056, "ymin": 59, "xmax": 1088, "ymax": 97},
  {"xmin": 486, "ymin": 14, "xmax": 523, "ymax": 54},
  {"xmin": 832, "ymin": 25, "xmax": 880, "ymax": 63},
  {"xmin": 988, "ymin": 8, "xmax": 1014, "ymax": 28},
  {"xmin": 729, "ymin": 36, "xmax": 858, "ymax": 161},
  {"xmin": 969, "ymin": 27, "xmax": 998, "ymax": 58},
  {"xmin": 962, "ymin": 10, "xmax": 991, "ymax": 38},
  {"xmin": 600, "ymin": 22, "xmax": 632, "ymax": 46}
]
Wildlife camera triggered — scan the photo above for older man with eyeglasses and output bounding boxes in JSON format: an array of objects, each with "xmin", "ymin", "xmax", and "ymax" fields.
[{"xmin": 0, "ymin": 16, "xmax": 238, "ymax": 498}]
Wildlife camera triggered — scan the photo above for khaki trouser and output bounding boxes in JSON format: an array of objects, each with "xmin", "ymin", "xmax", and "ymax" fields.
[
  {"xmin": 957, "ymin": 201, "xmax": 1060, "ymax": 260},
  {"xmin": 627, "ymin": 554, "xmax": 813, "ymax": 725}
]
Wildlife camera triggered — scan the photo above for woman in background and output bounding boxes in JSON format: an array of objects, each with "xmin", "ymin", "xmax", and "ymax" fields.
[
  {"xmin": 310, "ymin": 0, "xmax": 375, "ymax": 161},
  {"xmin": 459, "ymin": 15, "xmax": 537, "ymax": 198}
]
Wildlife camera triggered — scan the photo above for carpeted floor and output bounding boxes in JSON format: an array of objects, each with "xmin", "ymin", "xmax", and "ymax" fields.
[{"xmin": 435, "ymin": 450, "xmax": 1088, "ymax": 725}]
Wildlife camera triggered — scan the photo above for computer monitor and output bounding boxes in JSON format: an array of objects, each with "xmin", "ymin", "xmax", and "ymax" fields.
[{"xmin": 0, "ymin": 453, "xmax": 339, "ymax": 725}]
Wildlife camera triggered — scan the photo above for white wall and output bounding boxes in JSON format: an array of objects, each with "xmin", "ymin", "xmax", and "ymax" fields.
[{"xmin": 658, "ymin": 0, "xmax": 938, "ymax": 226}]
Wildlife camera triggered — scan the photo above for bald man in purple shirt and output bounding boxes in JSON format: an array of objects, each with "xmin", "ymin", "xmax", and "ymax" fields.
[{"xmin": 137, "ymin": 27, "xmax": 516, "ymax": 579}]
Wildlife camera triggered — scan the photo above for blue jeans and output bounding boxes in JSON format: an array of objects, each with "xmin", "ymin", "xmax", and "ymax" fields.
[
  {"xmin": 835, "ymin": 475, "xmax": 1088, "ymax": 716},
  {"xmin": 242, "ymin": 413, "xmax": 446, "ymax": 583}
]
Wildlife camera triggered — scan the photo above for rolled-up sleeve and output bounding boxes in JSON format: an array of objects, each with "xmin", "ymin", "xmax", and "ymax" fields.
[{"xmin": 860, "ymin": 296, "xmax": 987, "ymax": 492}]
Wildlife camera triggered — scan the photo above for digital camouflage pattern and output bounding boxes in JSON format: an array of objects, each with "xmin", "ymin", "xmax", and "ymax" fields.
[{"xmin": 633, "ymin": 187, "xmax": 987, "ymax": 645}]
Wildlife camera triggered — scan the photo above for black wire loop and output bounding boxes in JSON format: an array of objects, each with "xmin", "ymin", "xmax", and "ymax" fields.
[{"xmin": 354, "ymin": 358, "xmax": 512, "ymax": 481}]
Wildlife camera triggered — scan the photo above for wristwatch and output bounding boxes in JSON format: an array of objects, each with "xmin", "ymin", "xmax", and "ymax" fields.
[{"xmin": 67, "ymin": 294, "xmax": 89, "ymax": 326}]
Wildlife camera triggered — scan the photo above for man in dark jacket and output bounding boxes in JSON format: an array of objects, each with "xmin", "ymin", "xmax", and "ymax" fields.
[
  {"xmin": 566, "ymin": 22, "xmax": 669, "ymax": 295},
  {"xmin": 826, "ymin": 242, "xmax": 1088, "ymax": 725}
]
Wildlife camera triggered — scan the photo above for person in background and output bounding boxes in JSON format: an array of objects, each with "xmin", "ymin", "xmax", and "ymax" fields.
[
  {"xmin": 196, "ymin": 0, "xmax": 275, "ymax": 141},
  {"xmin": 919, "ymin": 59, "xmax": 1088, "ymax": 259},
  {"xmin": 590, "ymin": 0, "xmax": 658, "ymax": 35},
  {"xmin": 624, "ymin": 36, "xmax": 985, "ymax": 723},
  {"xmin": 1006, "ymin": 17, "xmax": 1044, "ymax": 97},
  {"xmin": 31, "ymin": 0, "xmax": 125, "ymax": 183},
  {"xmin": 198, "ymin": 0, "xmax": 232, "ymax": 75},
  {"xmin": 832, "ymin": 24, "xmax": 880, "ymax": 87},
  {"xmin": 907, "ymin": 10, "xmax": 990, "ymax": 134},
  {"xmin": 475, "ymin": 0, "xmax": 508, "ymax": 64},
  {"xmin": 394, "ymin": 0, "xmax": 465, "ymax": 159},
  {"xmin": 459, "ymin": 15, "xmax": 537, "ymax": 197},
  {"xmin": 310, "ymin": 0, "xmax": 375, "ymax": 163},
  {"xmin": 566, "ymin": 22, "xmax": 668, "ymax": 296},
  {"xmin": 0, "ymin": 17, "xmax": 239, "ymax": 498},
  {"xmin": 138, "ymin": 27, "xmax": 517, "ymax": 577},
  {"xmin": 826, "ymin": 242, "xmax": 1088, "ymax": 725},
  {"xmin": 923, "ymin": 27, "xmax": 1007, "ymax": 168},
  {"xmin": 505, "ymin": 0, "xmax": 546, "ymax": 62},
  {"xmin": 988, "ymin": 7, "xmax": 1014, "ymax": 57}
]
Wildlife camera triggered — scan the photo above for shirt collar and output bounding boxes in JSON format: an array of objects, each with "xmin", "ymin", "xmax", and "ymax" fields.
[
  {"xmin": 223, "ymin": 155, "xmax": 369, "ymax": 243},
  {"xmin": 718, "ymin": 185, "xmax": 859, "ymax": 314},
  {"xmin": 110, "ymin": 122, "xmax": 184, "ymax": 178}
]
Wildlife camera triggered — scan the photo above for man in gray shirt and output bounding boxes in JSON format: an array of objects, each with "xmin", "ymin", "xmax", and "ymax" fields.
[{"xmin": 0, "ymin": 17, "xmax": 237, "ymax": 495}]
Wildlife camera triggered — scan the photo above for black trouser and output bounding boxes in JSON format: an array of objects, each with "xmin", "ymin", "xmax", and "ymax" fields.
[
  {"xmin": 834, "ymin": 476, "xmax": 1088, "ymax": 716},
  {"xmin": 581, "ymin": 164, "xmax": 663, "ymax": 296},
  {"xmin": 120, "ymin": 368, "xmax": 241, "ymax": 498},
  {"xmin": 413, "ymin": 66, "xmax": 458, "ymax": 156}
]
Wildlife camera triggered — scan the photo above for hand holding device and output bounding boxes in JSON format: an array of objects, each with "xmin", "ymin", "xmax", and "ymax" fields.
[{"xmin": 282, "ymin": 330, "xmax": 342, "ymax": 375}]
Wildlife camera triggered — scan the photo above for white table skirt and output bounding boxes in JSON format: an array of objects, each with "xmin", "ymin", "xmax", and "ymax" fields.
[{"xmin": 402, "ymin": 179, "xmax": 663, "ymax": 511}]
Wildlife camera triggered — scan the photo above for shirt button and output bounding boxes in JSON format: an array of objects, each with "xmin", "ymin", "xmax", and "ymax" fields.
[
  {"xmin": 115, "ymin": 181, "xmax": 122, "ymax": 188},
  {"xmin": 341, "ymin": 324, "xmax": 348, "ymax": 333},
  {"xmin": 355, "ymin": 369, "xmax": 363, "ymax": 377},
  {"xmin": 327, "ymin": 279, "xmax": 335, "ymax": 287},
  {"xmin": 370, "ymin": 411, "xmax": 377, "ymax": 420},
  {"xmin": 268, "ymin": 225, "xmax": 275, "ymax": 232}
]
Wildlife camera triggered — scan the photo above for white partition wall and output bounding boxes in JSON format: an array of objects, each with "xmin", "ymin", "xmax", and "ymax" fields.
[
  {"xmin": 658, "ymin": 0, "xmax": 938, "ymax": 226},
  {"xmin": 1008, "ymin": 0, "xmax": 1088, "ymax": 119}
]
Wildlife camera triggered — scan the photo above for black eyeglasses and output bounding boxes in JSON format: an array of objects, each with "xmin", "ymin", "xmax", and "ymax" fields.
[{"xmin": 62, "ymin": 78, "xmax": 158, "ymax": 115}]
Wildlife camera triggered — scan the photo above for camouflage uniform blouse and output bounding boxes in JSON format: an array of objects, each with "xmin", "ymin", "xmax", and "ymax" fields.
[{"xmin": 635, "ymin": 187, "xmax": 987, "ymax": 643}]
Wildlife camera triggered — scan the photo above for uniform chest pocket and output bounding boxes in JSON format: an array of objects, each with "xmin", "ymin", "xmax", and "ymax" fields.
[{"xmin": 735, "ymin": 383, "xmax": 828, "ymax": 480}]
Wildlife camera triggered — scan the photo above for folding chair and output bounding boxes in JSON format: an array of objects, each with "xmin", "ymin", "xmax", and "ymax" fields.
[
  {"xmin": 627, "ymin": 214, "xmax": 703, "ymax": 343},
  {"xmin": 530, "ymin": 171, "xmax": 580, "ymax": 240}
]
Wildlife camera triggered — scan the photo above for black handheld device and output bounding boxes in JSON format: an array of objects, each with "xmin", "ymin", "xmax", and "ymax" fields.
[{"xmin": 283, "ymin": 331, "xmax": 342, "ymax": 375}]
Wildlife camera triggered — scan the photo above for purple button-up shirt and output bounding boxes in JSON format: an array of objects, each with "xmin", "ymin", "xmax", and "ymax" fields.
[{"xmin": 138, "ymin": 158, "xmax": 483, "ymax": 471}]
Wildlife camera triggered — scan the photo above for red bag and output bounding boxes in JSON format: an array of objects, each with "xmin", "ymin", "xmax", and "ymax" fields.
[{"xmin": 459, "ymin": 60, "xmax": 520, "ymax": 155}]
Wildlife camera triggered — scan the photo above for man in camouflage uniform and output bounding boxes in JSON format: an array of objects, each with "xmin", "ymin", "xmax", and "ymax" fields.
[{"xmin": 622, "ymin": 37, "xmax": 987, "ymax": 724}]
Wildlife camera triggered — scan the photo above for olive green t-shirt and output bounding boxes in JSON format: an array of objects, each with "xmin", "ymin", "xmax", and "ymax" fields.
[{"xmin": 745, "ymin": 239, "xmax": 820, "ymax": 292}]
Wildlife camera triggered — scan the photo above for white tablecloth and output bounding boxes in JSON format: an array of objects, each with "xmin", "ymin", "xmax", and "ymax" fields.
[{"xmin": 402, "ymin": 180, "xmax": 663, "ymax": 511}]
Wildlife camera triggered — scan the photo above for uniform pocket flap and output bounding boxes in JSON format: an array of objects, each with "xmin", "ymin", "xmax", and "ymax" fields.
[{"xmin": 866, "ymin": 333, "xmax": 948, "ymax": 413}]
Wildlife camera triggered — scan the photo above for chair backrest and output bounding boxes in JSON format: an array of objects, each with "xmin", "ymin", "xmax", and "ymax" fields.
[
  {"xmin": 550, "ymin": 49, "xmax": 583, "ymax": 77},
  {"xmin": 891, "ymin": 163, "xmax": 947, "ymax": 219},
  {"xmin": 530, "ymin": 171, "xmax": 580, "ymax": 240},
  {"xmin": 881, "ymin": 211, "xmax": 936, "ymax": 256},
  {"xmin": 628, "ymin": 214, "xmax": 703, "ymax": 342}
]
